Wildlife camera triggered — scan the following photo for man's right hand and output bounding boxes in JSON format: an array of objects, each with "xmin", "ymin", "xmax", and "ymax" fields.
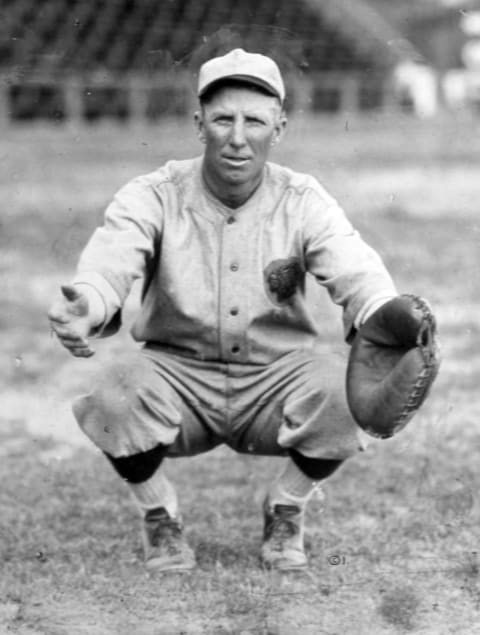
[{"xmin": 48, "ymin": 285, "xmax": 95, "ymax": 358}]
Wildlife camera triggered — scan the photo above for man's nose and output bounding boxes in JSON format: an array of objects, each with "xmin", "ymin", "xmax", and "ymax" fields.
[{"xmin": 229, "ymin": 120, "xmax": 247, "ymax": 147}]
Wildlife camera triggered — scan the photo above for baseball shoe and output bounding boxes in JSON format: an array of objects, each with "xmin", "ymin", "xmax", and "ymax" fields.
[
  {"xmin": 261, "ymin": 497, "xmax": 308, "ymax": 571},
  {"xmin": 142, "ymin": 507, "xmax": 196, "ymax": 572}
]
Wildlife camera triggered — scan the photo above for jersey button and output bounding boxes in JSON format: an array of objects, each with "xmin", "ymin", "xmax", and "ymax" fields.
[
  {"xmin": 231, "ymin": 345, "xmax": 240, "ymax": 354},
  {"xmin": 226, "ymin": 216, "xmax": 235, "ymax": 224},
  {"xmin": 230, "ymin": 307, "xmax": 239, "ymax": 316},
  {"xmin": 230, "ymin": 262, "xmax": 239, "ymax": 272}
]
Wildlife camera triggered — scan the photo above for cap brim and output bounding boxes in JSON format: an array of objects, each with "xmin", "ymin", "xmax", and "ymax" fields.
[{"xmin": 199, "ymin": 74, "xmax": 281, "ymax": 100}]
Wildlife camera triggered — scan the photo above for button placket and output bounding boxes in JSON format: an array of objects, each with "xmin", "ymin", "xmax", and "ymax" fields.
[{"xmin": 219, "ymin": 215, "xmax": 246, "ymax": 359}]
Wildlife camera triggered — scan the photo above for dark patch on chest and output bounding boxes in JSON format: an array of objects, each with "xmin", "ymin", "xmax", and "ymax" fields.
[{"xmin": 264, "ymin": 258, "xmax": 304, "ymax": 305}]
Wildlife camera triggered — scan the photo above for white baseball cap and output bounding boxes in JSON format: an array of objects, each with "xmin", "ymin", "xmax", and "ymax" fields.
[{"xmin": 198, "ymin": 48, "xmax": 285, "ymax": 102}]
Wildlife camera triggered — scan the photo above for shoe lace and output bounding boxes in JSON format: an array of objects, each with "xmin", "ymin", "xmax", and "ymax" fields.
[
  {"xmin": 146, "ymin": 509, "xmax": 184, "ymax": 555},
  {"xmin": 266, "ymin": 505, "xmax": 300, "ymax": 552}
]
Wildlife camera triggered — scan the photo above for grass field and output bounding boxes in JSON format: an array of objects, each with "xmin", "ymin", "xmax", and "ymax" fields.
[{"xmin": 2, "ymin": 112, "xmax": 480, "ymax": 634}]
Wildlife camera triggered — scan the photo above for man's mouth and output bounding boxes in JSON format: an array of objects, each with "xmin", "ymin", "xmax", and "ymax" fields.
[{"xmin": 222, "ymin": 155, "xmax": 250, "ymax": 166}]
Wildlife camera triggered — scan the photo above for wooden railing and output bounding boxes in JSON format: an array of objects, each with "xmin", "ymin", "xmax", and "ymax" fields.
[{"xmin": 0, "ymin": 71, "xmax": 401, "ymax": 124}]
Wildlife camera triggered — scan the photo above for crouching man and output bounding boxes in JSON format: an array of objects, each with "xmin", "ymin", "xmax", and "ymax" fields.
[{"xmin": 48, "ymin": 48, "xmax": 399, "ymax": 572}]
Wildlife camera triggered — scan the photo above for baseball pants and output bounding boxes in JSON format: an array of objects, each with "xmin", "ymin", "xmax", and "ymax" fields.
[{"xmin": 72, "ymin": 345, "xmax": 369, "ymax": 462}]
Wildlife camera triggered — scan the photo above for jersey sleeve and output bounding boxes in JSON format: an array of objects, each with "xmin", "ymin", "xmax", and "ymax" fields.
[
  {"xmin": 301, "ymin": 184, "xmax": 397, "ymax": 342},
  {"xmin": 72, "ymin": 175, "xmax": 164, "ymax": 334}
]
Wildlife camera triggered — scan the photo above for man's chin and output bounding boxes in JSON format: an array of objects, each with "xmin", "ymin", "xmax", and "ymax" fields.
[{"xmin": 220, "ymin": 170, "xmax": 252, "ymax": 185}]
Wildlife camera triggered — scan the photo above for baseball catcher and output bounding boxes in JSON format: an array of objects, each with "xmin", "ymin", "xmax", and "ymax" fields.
[{"xmin": 48, "ymin": 48, "xmax": 440, "ymax": 573}]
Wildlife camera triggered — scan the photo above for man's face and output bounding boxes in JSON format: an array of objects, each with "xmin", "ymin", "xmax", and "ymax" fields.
[{"xmin": 195, "ymin": 85, "xmax": 286, "ymax": 195}]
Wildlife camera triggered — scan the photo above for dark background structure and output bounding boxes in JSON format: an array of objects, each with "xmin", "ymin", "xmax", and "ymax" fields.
[{"xmin": 4, "ymin": 0, "xmax": 477, "ymax": 122}]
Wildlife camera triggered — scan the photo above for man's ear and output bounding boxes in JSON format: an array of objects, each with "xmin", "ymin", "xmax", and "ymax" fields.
[
  {"xmin": 273, "ymin": 112, "xmax": 288, "ymax": 145},
  {"xmin": 275, "ymin": 111, "xmax": 288, "ymax": 143},
  {"xmin": 194, "ymin": 111, "xmax": 206, "ymax": 144}
]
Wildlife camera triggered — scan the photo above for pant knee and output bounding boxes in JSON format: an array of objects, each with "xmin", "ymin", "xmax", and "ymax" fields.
[
  {"xmin": 71, "ymin": 354, "xmax": 179, "ymax": 457},
  {"xmin": 104, "ymin": 442, "xmax": 168, "ymax": 483},
  {"xmin": 77, "ymin": 357, "xmax": 151, "ymax": 421}
]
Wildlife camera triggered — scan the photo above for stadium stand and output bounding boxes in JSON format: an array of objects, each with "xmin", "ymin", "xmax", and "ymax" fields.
[{"xmin": 0, "ymin": 0, "xmax": 421, "ymax": 122}]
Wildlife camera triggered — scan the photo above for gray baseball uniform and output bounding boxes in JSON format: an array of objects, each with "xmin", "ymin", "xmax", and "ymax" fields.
[{"xmin": 72, "ymin": 157, "xmax": 396, "ymax": 460}]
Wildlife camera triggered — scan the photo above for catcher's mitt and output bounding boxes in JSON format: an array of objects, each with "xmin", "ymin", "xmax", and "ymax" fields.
[{"xmin": 346, "ymin": 294, "xmax": 440, "ymax": 439}]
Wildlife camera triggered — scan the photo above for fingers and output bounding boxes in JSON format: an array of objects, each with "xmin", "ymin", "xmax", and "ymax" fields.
[
  {"xmin": 49, "ymin": 285, "xmax": 94, "ymax": 358},
  {"xmin": 55, "ymin": 333, "xmax": 89, "ymax": 349},
  {"xmin": 70, "ymin": 346, "xmax": 95, "ymax": 358},
  {"xmin": 50, "ymin": 323, "xmax": 82, "ymax": 339},
  {"xmin": 61, "ymin": 338, "xmax": 95, "ymax": 358},
  {"xmin": 48, "ymin": 311, "xmax": 71, "ymax": 325},
  {"xmin": 50, "ymin": 326, "xmax": 95, "ymax": 358},
  {"xmin": 57, "ymin": 335, "xmax": 88, "ymax": 347}
]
